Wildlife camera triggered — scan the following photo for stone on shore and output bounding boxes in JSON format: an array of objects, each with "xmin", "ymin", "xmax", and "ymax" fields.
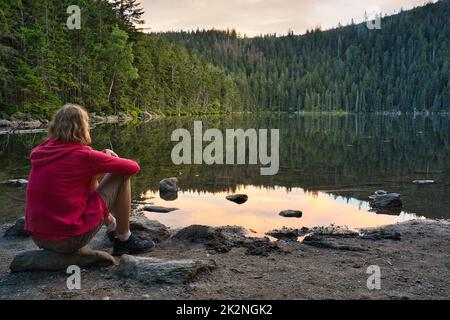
[
  {"xmin": 4, "ymin": 217, "xmax": 28, "ymax": 238},
  {"xmin": 0, "ymin": 179, "xmax": 28, "ymax": 187},
  {"xmin": 266, "ymin": 227, "xmax": 299, "ymax": 241},
  {"xmin": 117, "ymin": 255, "xmax": 216, "ymax": 284},
  {"xmin": 172, "ymin": 225, "xmax": 236, "ymax": 253},
  {"xmin": 10, "ymin": 247, "xmax": 115, "ymax": 272},
  {"xmin": 129, "ymin": 216, "xmax": 171, "ymax": 243},
  {"xmin": 0, "ymin": 119, "xmax": 11, "ymax": 127},
  {"xmin": 226, "ymin": 194, "xmax": 248, "ymax": 204},
  {"xmin": 279, "ymin": 210, "xmax": 303, "ymax": 218}
]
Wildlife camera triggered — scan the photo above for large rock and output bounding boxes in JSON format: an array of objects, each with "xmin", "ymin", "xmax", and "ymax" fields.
[
  {"xmin": 160, "ymin": 177, "xmax": 178, "ymax": 193},
  {"xmin": 226, "ymin": 194, "xmax": 248, "ymax": 205},
  {"xmin": 159, "ymin": 177, "xmax": 178, "ymax": 201},
  {"xmin": 279, "ymin": 210, "xmax": 303, "ymax": 218},
  {"xmin": 10, "ymin": 247, "xmax": 115, "ymax": 272},
  {"xmin": 117, "ymin": 255, "xmax": 216, "ymax": 284},
  {"xmin": 4, "ymin": 217, "xmax": 28, "ymax": 238},
  {"xmin": 129, "ymin": 216, "xmax": 171, "ymax": 243},
  {"xmin": 173, "ymin": 225, "xmax": 234, "ymax": 253},
  {"xmin": 369, "ymin": 191, "xmax": 403, "ymax": 209}
]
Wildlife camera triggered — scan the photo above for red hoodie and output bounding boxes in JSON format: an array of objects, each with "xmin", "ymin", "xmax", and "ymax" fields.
[{"xmin": 25, "ymin": 139, "xmax": 140, "ymax": 242}]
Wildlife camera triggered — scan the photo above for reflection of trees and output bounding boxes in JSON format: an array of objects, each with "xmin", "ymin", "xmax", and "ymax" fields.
[{"xmin": 1, "ymin": 114, "xmax": 449, "ymax": 218}]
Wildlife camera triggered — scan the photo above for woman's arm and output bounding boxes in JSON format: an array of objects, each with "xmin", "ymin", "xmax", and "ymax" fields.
[{"xmin": 89, "ymin": 149, "xmax": 140, "ymax": 176}]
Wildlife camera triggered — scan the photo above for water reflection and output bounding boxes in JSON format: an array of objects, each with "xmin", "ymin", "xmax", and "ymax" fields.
[
  {"xmin": 0, "ymin": 113, "xmax": 448, "ymax": 226},
  {"xmin": 140, "ymin": 185, "xmax": 419, "ymax": 236}
]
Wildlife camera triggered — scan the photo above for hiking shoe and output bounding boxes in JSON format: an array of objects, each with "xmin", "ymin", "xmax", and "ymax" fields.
[
  {"xmin": 107, "ymin": 230, "xmax": 117, "ymax": 242},
  {"xmin": 113, "ymin": 233, "xmax": 156, "ymax": 256}
]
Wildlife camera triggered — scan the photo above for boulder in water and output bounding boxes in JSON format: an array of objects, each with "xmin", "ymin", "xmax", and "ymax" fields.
[{"xmin": 226, "ymin": 194, "xmax": 248, "ymax": 204}]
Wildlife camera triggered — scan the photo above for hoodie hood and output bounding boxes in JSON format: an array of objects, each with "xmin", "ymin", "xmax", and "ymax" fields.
[{"xmin": 31, "ymin": 139, "xmax": 87, "ymax": 168}]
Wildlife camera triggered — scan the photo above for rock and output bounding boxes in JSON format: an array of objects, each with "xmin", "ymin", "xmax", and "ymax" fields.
[
  {"xmin": 237, "ymin": 237, "xmax": 281, "ymax": 256},
  {"xmin": 138, "ymin": 205, "xmax": 178, "ymax": 213},
  {"xmin": 90, "ymin": 115, "xmax": 105, "ymax": 124},
  {"xmin": 266, "ymin": 227, "xmax": 299, "ymax": 241},
  {"xmin": 302, "ymin": 235, "xmax": 366, "ymax": 251},
  {"xmin": 279, "ymin": 210, "xmax": 303, "ymax": 218},
  {"xmin": 173, "ymin": 225, "xmax": 235, "ymax": 253},
  {"xmin": 10, "ymin": 247, "xmax": 115, "ymax": 272},
  {"xmin": 4, "ymin": 217, "xmax": 28, "ymax": 238},
  {"xmin": 117, "ymin": 255, "xmax": 216, "ymax": 284},
  {"xmin": 129, "ymin": 216, "xmax": 171, "ymax": 243},
  {"xmin": 226, "ymin": 194, "xmax": 248, "ymax": 204},
  {"xmin": 159, "ymin": 177, "xmax": 178, "ymax": 201},
  {"xmin": 307, "ymin": 225, "xmax": 359, "ymax": 238},
  {"xmin": 18, "ymin": 120, "xmax": 42, "ymax": 129},
  {"xmin": 369, "ymin": 191, "xmax": 403, "ymax": 209},
  {"xmin": 360, "ymin": 229, "xmax": 401, "ymax": 241},
  {"xmin": 0, "ymin": 179, "xmax": 28, "ymax": 187},
  {"xmin": 413, "ymin": 180, "xmax": 435, "ymax": 185},
  {"xmin": 160, "ymin": 177, "xmax": 178, "ymax": 193},
  {"xmin": 0, "ymin": 119, "xmax": 11, "ymax": 127}
]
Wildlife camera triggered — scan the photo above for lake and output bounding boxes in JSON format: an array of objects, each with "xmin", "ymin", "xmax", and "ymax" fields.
[{"xmin": 1, "ymin": 113, "xmax": 449, "ymax": 236}]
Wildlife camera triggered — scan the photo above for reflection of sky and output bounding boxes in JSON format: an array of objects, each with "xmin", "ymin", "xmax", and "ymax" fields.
[{"xmin": 140, "ymin": 185, "xmax": 419, "ymax": 236}]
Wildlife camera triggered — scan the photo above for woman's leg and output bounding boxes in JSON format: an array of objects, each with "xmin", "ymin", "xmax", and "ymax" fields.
[{"xmin": 96, "ymin": 174, "xmax": 131, "ymax": 236}]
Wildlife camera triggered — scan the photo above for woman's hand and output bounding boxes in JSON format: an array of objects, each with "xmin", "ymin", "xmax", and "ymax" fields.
[{"xmin": 103, "ymin": 149, "xmax": 119, "ymax": 158}]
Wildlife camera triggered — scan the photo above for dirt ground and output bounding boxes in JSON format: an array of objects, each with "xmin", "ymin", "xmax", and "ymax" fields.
[{"xmin": 0, "ymin": 219, "xmax": 449, "ymax": 300}]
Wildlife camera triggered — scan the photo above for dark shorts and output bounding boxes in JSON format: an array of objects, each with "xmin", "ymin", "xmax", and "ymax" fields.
[{"xmin": 32, "ymin": 174, "xmax": 129, "ymax": 254}]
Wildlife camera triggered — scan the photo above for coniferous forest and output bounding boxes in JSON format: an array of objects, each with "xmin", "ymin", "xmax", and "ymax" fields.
[
  {"xmin": 1, "ymin": 0, "xmax": 450, "ymax": 117},
  {"xmin": 0, "ymin": 0, "xmax": 252, "ymax": 117},
  {"xmin": 163, "ymin": 0, "xmax": 450, "ymax": 113}
]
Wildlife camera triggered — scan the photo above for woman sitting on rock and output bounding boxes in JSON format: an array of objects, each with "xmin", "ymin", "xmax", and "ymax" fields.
[{"xmin": 25, "ymin": 104, "xmax": 155, "ymax": 256}]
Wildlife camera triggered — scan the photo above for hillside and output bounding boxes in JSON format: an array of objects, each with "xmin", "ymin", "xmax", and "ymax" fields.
[
  {"xmin": 0, "ymin": 0, "xmax": 252, "ymax": 117},
  {"xmin": 162, "ymin": 0, "xmax": 450, "ymax": 113}
]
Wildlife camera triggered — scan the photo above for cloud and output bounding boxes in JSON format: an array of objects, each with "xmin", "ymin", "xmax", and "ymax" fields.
[{"xmin": 140, "ymin": 0, "xmax": 433, "ymax": 36}]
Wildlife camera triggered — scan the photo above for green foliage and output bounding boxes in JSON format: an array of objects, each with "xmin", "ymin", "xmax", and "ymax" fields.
[
  {"xmin": 163, "ymin": 1, "xmax": 450, "ymax": 113},
  {"xmin": 0, "ymin": 0, "xmax": 251, "ymax": 117}
]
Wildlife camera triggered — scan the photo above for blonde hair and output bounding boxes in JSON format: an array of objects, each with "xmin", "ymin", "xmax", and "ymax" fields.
[{"xmin": 48, "ymin": 104, "xmax": 91, "ymax": 145}]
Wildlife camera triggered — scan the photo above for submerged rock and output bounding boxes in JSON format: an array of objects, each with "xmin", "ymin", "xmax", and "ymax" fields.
[
  {"xmin": 4, "ymin": 217, "xmax": 28, "ymax": 238},
  {"xmin": 10, "ymin": 247, "xmax": 115, "ymax": 272},
  {"xmin": 117, "ymin": 255, "xmax": 216, "ymax": 284},
  {"xmin": 129, "ymin": 216, "xmax": 171, "ymax": 243},
  {"xmin": 369, "ymin": 191, "xmax": 403, "ymax": 209},
  {"xmin": 279, "ymin": 210, "xmax": 303, "ymax": 218},
  {"xmin": 226, "ymin": 194, "xmax": 248, "ymax": 205},
  {"xmin": 137, "ymin": 205, "xmax": 178, "ymax": 213}
]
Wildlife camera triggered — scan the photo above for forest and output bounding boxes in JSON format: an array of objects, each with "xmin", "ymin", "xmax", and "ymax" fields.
[
  {"xmin": 0, "ymin": 0, "xmax": 252, "ymax": 118},
  {"xmin": 163, "ymin": 0, "xmax": 450, "ymax": 113},
  {"xmin": 1, "ymin": 0, "xmax": 450, "ymax": 117}
]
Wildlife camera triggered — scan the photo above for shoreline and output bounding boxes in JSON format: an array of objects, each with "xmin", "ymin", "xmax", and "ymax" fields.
[{"xmin": 0, "ymin": 218, "xmax": 449, "ymax": 300}]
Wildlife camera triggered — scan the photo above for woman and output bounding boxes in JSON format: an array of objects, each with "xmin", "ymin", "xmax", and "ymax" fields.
[{"xmin": 25, "ymin": 104, "xmax": 155, "ymax": 256}]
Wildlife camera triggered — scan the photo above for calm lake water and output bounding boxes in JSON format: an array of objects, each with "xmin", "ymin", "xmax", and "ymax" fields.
[{"xmin": 1, "ymin": 114, "xmax": 449, "ymax": 235}]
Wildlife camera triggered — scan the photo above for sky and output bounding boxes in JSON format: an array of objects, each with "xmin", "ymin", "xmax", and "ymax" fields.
[{"xmin": 139, "ymin": 0, "xmax": 437, "ymax": 36}]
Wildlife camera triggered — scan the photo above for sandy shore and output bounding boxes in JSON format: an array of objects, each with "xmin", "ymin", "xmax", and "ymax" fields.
[{"xmin": 0, "ymin": 219, "xmax": 449, "ymax": 300}]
